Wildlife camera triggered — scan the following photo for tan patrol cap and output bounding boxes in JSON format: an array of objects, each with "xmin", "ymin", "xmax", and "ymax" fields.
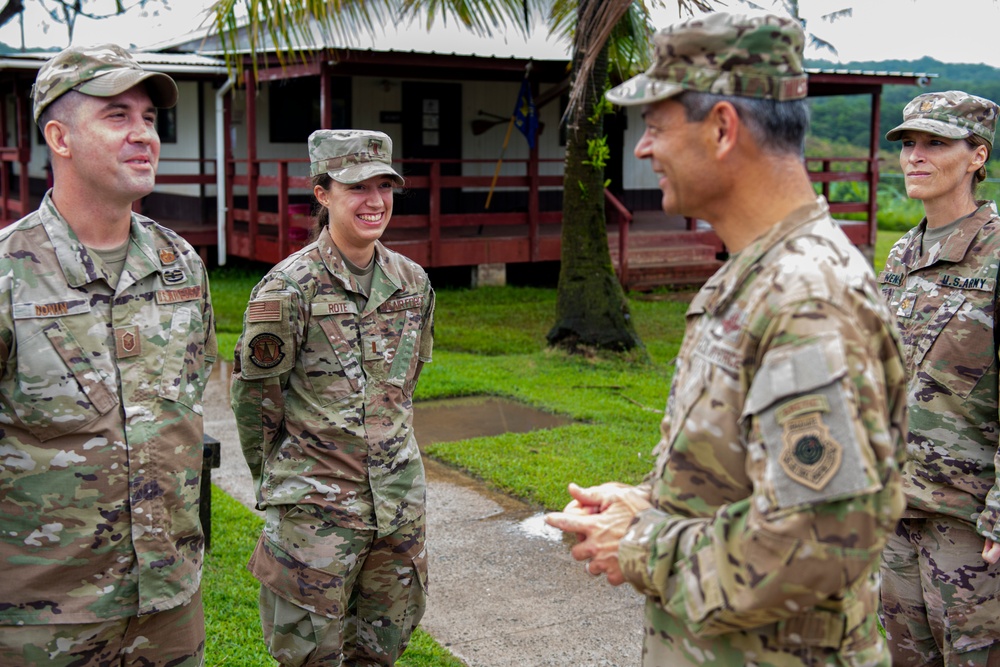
[
  {"xmin": 606, "ymin": 12, "xmax": 809, "ymax": 107},
  {"xmin": 308, "ymin": 129, "xmax": 404, "ymax": 185},
  {"xmin": 886, "ymin": 90, "xmax": 997, "ymax": 150},
  {"xmin": 32, "ymin": 44, "xmax": 178, "ymax": 123}
]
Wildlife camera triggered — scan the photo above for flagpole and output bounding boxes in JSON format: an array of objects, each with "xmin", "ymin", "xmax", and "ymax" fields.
[
  {"xmin": 485, "ymin": 63, "xmax": 533, "ymax": 210},
  {"xmin": 485, "ymin": 115, "xmax": 516, "ymax": 210}
]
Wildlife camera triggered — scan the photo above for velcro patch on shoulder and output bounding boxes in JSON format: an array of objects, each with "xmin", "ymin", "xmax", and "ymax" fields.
[
  {"xmin": 248, "ymin": 299, "xmax": 284, "ymax": 322},
  {"xmin": 747, "ymin": 337, "xmax": 878, "ymax": 509},
  {"xmin": 240, "ymin": 293, "xmax": 295, "ymax": 379}
]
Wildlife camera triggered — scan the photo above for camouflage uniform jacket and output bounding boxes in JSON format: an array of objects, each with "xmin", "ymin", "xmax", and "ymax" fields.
[
  {"xmin": 877, "ymin": 201, "xmax": 1000, "ymax": 538},
  {"xmin": 231, "ymin": 230, "xmax": 433, "ymax": 542},
  {"xmin": 618, "ymin": 198, "xmax": 907, "ymax": 664},
  {"xmin": 0, "ymin": 192, "xmax": 217, "ymax": 624}
]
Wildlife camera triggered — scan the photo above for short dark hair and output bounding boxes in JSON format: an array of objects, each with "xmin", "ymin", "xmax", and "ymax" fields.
[
  {"xmin": 38, "ymin": 89, "xmax": 86, "ymax": 131},
  {"xmin": 677, "ymin": 90, "xmax": 810, "ymax": 156}
]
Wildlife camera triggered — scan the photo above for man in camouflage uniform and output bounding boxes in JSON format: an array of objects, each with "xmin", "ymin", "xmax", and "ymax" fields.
[
  {"xmin": 546, "ymin": 13, "xmax": 907, "ymax": 666},
  {"xmin": 231, "ymin": 129, "xmax": 433, "ymax": 666},
  {"xmin": 878, "ymin": 91, "xmax": 1000, "ymax": 665},
  {"xmin": 0, "ymin": 45, "xmax": 217, "ymax": 666}
]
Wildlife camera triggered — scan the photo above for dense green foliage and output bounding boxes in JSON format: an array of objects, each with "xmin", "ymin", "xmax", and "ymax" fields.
[{"xmin": 807, "ymin": 57, "xmax": 1000, "ymax": 158}]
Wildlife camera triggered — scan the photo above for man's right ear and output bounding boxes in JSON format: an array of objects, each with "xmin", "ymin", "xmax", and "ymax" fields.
[{"xmin": 42, "ymin": 120, "xmax": 70, "ymax": 157}]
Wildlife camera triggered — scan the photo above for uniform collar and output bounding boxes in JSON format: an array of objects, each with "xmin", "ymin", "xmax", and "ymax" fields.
[
  {"xmin": 38, "ymin": 191, "xmax": 167, "ymax": 291},
  {"xmin": 902, "ymin": 200, "xmax": 999, "ymax": 270},
  {"xmin": 316, "ymin": 228, "xmax": 402, "ymax": 300},
  {"xmin": 689, "ymin": 197, "xmax": 831, "ymax": 317}
]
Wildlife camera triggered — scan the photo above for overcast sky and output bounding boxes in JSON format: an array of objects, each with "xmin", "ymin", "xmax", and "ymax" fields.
[{"xmin": 1, "ymin": 0, "xmax": 998, "ymax": 67}]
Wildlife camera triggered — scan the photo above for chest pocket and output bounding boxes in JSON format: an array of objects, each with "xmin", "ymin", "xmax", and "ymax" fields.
[
  {"xmin": 9, "ymin": 315, "xmax": 117, "ymax": 441},
  {"xmin": 377, "ymin": 295, "xmax": 424, "ymax": 398},
  {"xmin": 304, "ymin": 300, "xmax": 363, "ymax": 407},
  {"xmin": 919, "ymin": 291, "xmax": 995, "ymax": 398},
  {"xmin": 156, "ymin": 304, "xmax": 211, "ymax": 410}
]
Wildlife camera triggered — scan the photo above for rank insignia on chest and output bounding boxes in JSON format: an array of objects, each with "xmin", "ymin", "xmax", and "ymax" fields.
[
  {"xmin": 115, "ymin": 325, "xmax": 141, "ymax": 358},
  {"xmin": 158, "ymin": 247, "xmax": 177, "ymax": 265},
  {"xmin": 896, "ymin": 291, "xmax": 917, "ymax": 318},
  {"xmin": 248, "ymin": 333, "xmax": 285, "ymax": 368},
  {"xmin": 162, "ymin": 267, "xmax": 186, "ymax": 284},
  {"xmin": 779, "ymin": 413, "xmax": 842, "ymax": 491}
]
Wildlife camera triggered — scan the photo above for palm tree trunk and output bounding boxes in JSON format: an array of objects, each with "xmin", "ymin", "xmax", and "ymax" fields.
[{"xmin": 547, "ymin": 25, "xmax": 643, "ymax": 353}]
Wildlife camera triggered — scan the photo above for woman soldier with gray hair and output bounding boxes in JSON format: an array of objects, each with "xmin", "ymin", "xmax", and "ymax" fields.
[
  {"xmin": 878, "ymin": 91, "xmax": 1000, "ymax": 665},
  {"xmin": 231, "ymin": 129, "xmax": 434, "ymax": 666}
]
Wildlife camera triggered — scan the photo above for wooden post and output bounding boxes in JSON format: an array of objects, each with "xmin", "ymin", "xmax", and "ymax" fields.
[
  {"xmin": 868, "ymin": 89, "xmax": 882, "ymax": 247},
  {"xmin": 278, "ymin": 161, "xmax": 289, "ymax": 260},
  {"xmin": 320, "ymin": 61, "xmax": 333, "ymax": 129},
  {"xmin": 15, "ymin": 84, "xmax": 29, "ymax": 219},
  {"xmin": 429, "ymin": 161, "xmax": 441, "ymax": 266},
  {"xmin": 224, "ymin": 85, "xmax": 235, "ymax": 258},
  {"xmin": 0, "ymin": 84, "xmax": 9, "ymax": 221},
  {"xmin": 246, "ymin": 69, "xmax": 258, "ymax": 258}
]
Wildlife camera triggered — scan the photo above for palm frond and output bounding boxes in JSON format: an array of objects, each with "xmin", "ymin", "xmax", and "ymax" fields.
[{"xmin": 399, "ymin": 0, "xmax": 531, "ymax": 37}]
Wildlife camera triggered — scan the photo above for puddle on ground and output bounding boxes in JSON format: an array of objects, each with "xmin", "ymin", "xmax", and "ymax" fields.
[
  {"xmin": 412, "ymin": 395, "xmax": 573, "ymax": 446},
  {"xmin": 208, "ymin": 364, "xmax": 573, "ymax": 541},
  {"xmin": 414, "ymin": 396, "xmax": 575, "ymax": 542}
]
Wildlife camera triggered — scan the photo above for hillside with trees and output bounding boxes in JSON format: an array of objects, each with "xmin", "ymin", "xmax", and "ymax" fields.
[{"xmin": 807, "ymin": 57, "xmax": 1000, "ymax": 163}]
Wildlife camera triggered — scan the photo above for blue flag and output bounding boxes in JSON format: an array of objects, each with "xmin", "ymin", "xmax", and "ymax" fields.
[{"xmin": 512, "ymin": 78, "xmax": 538, "ymax": 149}]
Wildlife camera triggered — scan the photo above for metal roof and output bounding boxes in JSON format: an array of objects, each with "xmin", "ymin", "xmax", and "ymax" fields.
[
  {"xmin": 163, "ymin": 12, "xmax": 573, "ymax": 62},
  {"xmin": 0, "ymin": 49, "xmax": 227, "ymax": 74}
]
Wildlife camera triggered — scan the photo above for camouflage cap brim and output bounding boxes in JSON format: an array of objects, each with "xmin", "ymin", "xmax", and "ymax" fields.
[
  {"xmin": 606, "ymin": 73, "xmax": 685, "ymax": 107},
  {"xmin": 606, "ymin": 13, "xmax": 808, "ymax": 107},
  {"xmin": 320, "ymin": 161, "xmax": 404, "ymax": 186},
  {"xmin": 885, "ymin": 118, "xmax": 972, "ymax": 142},
  {"xmin": 76, "ymin": 69, "xmax": 178, "ymax": 109}
]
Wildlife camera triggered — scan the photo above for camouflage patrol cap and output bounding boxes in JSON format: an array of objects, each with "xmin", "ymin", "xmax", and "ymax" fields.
[
  {"xmin": 308, "ymin": 129, "xmax": 403, "ymax": 185},
  {"xmin": 32, "ymin": 44, "xmax": 178, "ymax": 124},
  {"xmin": 606, "ymin": 12, "xmax": 808, "ymax": 107},
  {"xmin": 885, "ymin": 90, "xmax": 997, "ymax": 149}
]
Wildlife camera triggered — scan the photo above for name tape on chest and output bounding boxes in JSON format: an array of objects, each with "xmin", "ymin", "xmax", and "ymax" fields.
[
  {"xmin": 13, "ymin": 300, "xmax": 91, "ymax": 319},
  {"xmin": 938, "ymin": 274, "xmax": 995, "ymax": 292},
  {"xmin": 311, "ymin": 301, "xmax": 359, "ymax": 317},
  {"xmin": 692, "ymin": 336, "xmax": 741, "ymax": 373},
  {"xmin": 156, "ymin": 286, "xmax": 203, "ymax": 305},
  {"xmin": 378, "ymin": 295, "xmax": 423, "ymax": 313},
  {"xmin": 878, "ymin": 271, "xmax": 903, "ymax": 287}
]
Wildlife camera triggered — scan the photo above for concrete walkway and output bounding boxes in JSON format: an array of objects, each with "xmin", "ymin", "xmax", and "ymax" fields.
[{"xmin": 203, "ymin": 361, "xmax": 644, "ymax": 667}]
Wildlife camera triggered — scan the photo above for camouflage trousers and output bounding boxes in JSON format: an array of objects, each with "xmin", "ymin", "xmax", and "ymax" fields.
[
  {"xmin": 641, "ymin": 593, "xmax": 888, "ymax": 667},
  {"xmin": 253, "ymin": 509, "xmax": 427, "ymax": 667},
  {"xmin": 881, "ymin": 516, "xmax": 1000, "ymax": 666},
  {"xmin": 0, "ymin": 589, "xmax": 204, "ymax": 667}
]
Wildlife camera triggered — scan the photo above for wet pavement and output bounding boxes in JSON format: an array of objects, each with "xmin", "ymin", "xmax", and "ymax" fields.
[{"xmin": 203, "ymin": 362, "xmax": 644, "ymax": 667}]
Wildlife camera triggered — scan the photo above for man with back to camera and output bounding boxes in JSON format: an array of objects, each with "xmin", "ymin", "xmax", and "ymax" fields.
[
  {"xmin": 0, "ymin": 45, "xmax": 216, "ymax": 666},
  {"xmin": 545, "ymin": 12, "xmax": 908, "ymax": 666}
]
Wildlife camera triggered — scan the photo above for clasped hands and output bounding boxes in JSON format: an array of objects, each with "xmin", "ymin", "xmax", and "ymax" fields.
[{"xmin": 545, "ymin": 481, "xmax": 652, "ymax": 586}]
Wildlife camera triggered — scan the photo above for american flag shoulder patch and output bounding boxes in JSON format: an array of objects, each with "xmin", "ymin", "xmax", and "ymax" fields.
[{"xmin": 247, "ymin": 299, "xmax": 283, "ymax": 322}]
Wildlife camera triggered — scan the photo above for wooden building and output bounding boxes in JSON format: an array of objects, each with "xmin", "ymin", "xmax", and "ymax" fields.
[{"xmin": 0, "ymin": 23, "xmax": 932, "ymax": 289}]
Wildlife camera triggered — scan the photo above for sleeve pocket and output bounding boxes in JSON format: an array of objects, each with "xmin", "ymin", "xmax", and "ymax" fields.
[{"xmin": 742, "ymin": 335, "xmax": 881, "ymax": 511}]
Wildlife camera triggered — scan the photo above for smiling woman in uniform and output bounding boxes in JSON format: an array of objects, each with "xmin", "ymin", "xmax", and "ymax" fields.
[
  {"xmin": 877, "ymin": 91, "xmax": 1000, "ymax": 666},
  {"xmin": 231, "ymin": 129, "xmax": 435, "ymax": 667}
]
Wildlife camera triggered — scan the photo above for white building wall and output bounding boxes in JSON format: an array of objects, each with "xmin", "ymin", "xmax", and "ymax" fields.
[{"xmin": 621, "ymin": 105, "xmax": 658, "ymax": 191}]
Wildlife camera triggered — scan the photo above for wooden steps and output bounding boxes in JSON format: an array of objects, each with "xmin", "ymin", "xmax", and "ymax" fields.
[{"xmin": 609, "ymin": 229, "xmax": 725, "ymax": 291}]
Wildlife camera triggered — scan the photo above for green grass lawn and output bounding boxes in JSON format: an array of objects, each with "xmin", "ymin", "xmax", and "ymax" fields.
[{"xmin": 203, "ymin": 224, "xmax": 911, "ymax": 665}]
